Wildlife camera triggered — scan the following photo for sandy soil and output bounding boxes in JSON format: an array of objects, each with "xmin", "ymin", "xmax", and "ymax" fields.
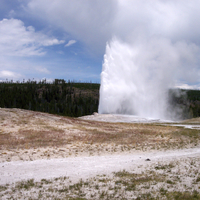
[{"xmin": 0, "ymin": 108, "xmax": 200, "ymax": 199}]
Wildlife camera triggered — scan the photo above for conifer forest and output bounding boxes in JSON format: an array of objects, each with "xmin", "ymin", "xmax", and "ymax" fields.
[{"xmin": 0, "ymin": 79, "xmax": 99, "ymax": 117}]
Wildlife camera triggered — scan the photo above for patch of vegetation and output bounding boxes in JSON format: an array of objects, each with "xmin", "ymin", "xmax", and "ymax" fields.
[
  {"xmin": 41, "ymin": 179, "xmax": 52, "ymax": 184},
  {"xmin": 176, "ymin": 129, "xmax": 200, "ymax": 138},
  {"xmin": 0, "ymin": 185, "xmax": 8, "ymax": 192},
  {"xmin": 195, "ymin": 176, "xmax": 200, "ymax": 183},
  {"xmin": 15, "ymin": 179, "xmax": 35, "ymax": 190},
  {"xmin": 166, "ymin": 179, "xmax": 175, "ymax": 184},
  {"xmin": 166, "ymin": 190, "xmax": 200, "ymax": 200},
  {"xmin": 114, "ymin": 170, "xmax": 164, "ymax": 191},
  {"xmin": 171, "ymin": 128, "xmax": 200, "ymax": 145},
  {"xmin": 136, "ymin": 193, "xmax": 155, "ymax": 200},
  {"xmin": 160, "ymin": 187, "xmax": 168, "ymax": 195},
  {"xmin": 155, "ymin": 163, "xmax": 174, "ymax": 170}
]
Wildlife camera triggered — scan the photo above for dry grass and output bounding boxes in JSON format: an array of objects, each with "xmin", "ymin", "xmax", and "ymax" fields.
[
  {"xmin": 0, "ymin": 130, "xmax": 67, "ymax": 150},
  {"xmin": 181, "ymin": 117, "xmax": 200, "ymax": 124},
  {"xmin": 0, "ymin": 108, "xmax": 199, "ymax": 153},
  {"xmin": 71, "ymin": 125, "xmax": 163, "ymax": 145}
]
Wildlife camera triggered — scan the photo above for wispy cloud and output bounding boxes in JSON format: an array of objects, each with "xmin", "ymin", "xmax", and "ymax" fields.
[
  {"xmin": 36, "ymin": 67, "xmax": 51, "ymax": 74},
  {"xmin": 175, "ymin": 84, "xmax": 200, "ymax": 90},
  {"xmin": 65, "ymin": 40, "xmax": 77, "ymax": 47},
  {"xmin": 0, "ymin": 18, "xmax": 65, "ymax": 57},
  {"xmin": 0, "ymin": 70, "xmax": 22, "ymax": 79},
  {"xmin": 26, "ymin": 0, "xmax": 116, "ymax": 54}
]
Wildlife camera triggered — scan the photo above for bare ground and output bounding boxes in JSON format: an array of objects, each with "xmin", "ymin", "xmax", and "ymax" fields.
[{"xmin": 0, "ymin": 108, "xmax": 200, "ymax": 199}]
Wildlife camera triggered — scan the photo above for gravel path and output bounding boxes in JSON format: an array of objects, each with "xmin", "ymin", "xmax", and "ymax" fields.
[{"xmin": 1, "ymin": 147, "xmax": 200, "ymax": 185}]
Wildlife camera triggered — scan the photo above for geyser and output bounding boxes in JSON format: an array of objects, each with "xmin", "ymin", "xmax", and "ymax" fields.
[{"xmin": 98, "ymin": 37, "xmax": 195, "ymax": 120}]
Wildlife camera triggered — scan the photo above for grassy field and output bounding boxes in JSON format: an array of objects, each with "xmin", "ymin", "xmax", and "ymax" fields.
[{"xmin": 0, "ymin": 108, "xmax": 200, "ymax": 153}]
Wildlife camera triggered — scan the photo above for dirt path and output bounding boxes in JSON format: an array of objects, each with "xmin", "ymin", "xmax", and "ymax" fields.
[{"xmin": 1, "ymin": 147, "xmax": 200, "ymax": 185}]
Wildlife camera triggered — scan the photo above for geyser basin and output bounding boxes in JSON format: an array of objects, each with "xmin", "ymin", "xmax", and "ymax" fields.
[{"xmin": 80, "ymin": 113, "xmax": 173, "ymax": 123}]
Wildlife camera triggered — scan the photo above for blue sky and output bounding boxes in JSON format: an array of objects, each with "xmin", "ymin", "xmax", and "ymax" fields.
[
  {"xmin": 0, "ymin": 0, "xmax": 200, "ymax": 88},
  {"xmin": 0, "ymin": 0, "xmax": 108, "ymax": 83}
]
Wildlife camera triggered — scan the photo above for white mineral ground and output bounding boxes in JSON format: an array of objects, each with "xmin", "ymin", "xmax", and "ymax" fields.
[
  {"xmin": 1, "ymin": 147, "xmax": 200, "ymax": 185},
  {"xmin": 80, "ymin": 113, "xmax": 200, "ymax": 128},
  {"xmin": 80, "ymin": 113, "xmax": 173, "ymax": 123}
]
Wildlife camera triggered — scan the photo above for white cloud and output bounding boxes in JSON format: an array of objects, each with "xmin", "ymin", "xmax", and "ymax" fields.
[
  {"xmin": 25, "ymin": 0, "xmax": 200, "ymax": 54},
  {"xmin": 65, "ymin": 40, "xmax": 76, "ymax": 47},
  {"xmin": 26, "ymin": 0, "xmax": 117, "ymax": 54},
  {"xmin": 42, "ymin": 38, "xmax": 65, "ymax": 46},
  {"xmin": 0, "ymin": 18, "xmax": 65, "ymax": 57},
  {"xmin": 36, "ymin": 67, "xmax": 51, "ymax": 74},
  {"xmin": 0, "ymin": 70, "xmax": 22, "ymax": 79},
  {"xmin": 175, "ymin": 84, "xmax": 200, "ymax": 90}
]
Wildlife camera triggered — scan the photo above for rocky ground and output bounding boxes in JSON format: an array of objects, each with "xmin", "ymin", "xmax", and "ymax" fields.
[{"xmin": 0, "ymin": 108, "xmax": 200, "ymax": 199}]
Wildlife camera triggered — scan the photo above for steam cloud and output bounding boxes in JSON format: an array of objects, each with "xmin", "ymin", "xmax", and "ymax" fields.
[
  {"xmin": 98, "ymin": 1, "xmax": 200, "ymax": 120},
  {"xmin": 98, "ymin": 37, "xmax": 199, "ymax": 120}
]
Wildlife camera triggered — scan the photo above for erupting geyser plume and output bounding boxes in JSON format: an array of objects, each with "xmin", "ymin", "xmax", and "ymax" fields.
[{"xmin": 98, "ymin": 37, "xmax": 199, "ymax": 120}]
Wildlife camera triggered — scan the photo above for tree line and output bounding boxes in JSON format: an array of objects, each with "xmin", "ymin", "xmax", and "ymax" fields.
[
  {"xmin": 0, "ymin": 79, "xmax": 99, "ymax": 117},
  {"xmin": 168, "ymin": 89, "xmax": 200, "ymax": 119},
  {"xmin": 0, "ymin": 79, "xmax": 200, "ymax": 119}
]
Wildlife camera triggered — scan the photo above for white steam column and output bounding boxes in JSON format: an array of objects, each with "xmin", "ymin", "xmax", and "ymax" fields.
[{"xmin": 98, "ymin": 37, "xmax": 177, "ymax": 120}]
